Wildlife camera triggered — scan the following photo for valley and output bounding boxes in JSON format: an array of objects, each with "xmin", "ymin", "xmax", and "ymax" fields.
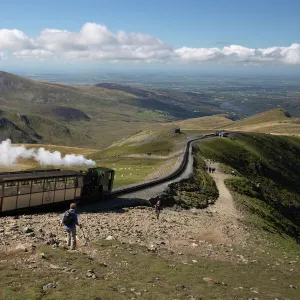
[{"xmin": 1, "ymin": 71, "xmax": 300, "ymax": 300}]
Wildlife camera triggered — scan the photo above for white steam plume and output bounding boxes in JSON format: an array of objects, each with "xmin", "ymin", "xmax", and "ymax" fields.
[{"xmin": 0, "ymin": 139, "xmax": 96, "ymax": 167}]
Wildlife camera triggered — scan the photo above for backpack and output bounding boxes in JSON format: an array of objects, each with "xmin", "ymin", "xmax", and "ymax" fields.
[{"xmin": 62, "ymin": 210, "xmax": 76, "ymax": 226}]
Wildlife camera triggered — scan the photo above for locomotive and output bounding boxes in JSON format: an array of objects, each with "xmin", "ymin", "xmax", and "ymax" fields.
[{"xmin": 0, "ymin": 167, "xmax": 114, "ymax": 214}]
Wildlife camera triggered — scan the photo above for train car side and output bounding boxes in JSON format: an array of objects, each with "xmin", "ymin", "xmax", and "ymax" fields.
[{"xmin": 0, "ymin": 167, "xmax": 114, "ymax": 215}]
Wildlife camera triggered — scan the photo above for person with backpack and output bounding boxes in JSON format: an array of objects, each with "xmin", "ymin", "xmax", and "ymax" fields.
[
  {"xmin": 154, "ymin": 198, "xmax": 161, "ymax": 220},
  {"xmin": 60, "ymin": 203, "xmax": 82, "ymax": 250}
]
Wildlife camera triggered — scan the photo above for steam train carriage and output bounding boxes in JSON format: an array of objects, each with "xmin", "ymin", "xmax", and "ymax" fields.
[{"xmin": 0, "ymin": 167, "xmax": 114, "ymax": 213}]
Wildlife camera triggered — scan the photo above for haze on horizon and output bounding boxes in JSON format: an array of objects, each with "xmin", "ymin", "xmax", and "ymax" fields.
[{"xmin": 0, "ymin": 0, "xmax": 300, "ymax": 74}]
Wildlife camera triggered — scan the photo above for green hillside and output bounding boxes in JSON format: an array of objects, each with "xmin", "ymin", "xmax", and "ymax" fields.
[
  {"xmin": 199, "ymin": 133, "xmax": 300, "ymax": 240},
  {"xmin": 0, "ymin": 110, "xmax": 93, "ymax": 147}
]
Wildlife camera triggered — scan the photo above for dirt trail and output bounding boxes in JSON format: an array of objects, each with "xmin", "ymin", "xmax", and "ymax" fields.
[
  {"xmin": 194, "ymin": 162, "xmax": 247, "ymax": 245},
  {"xmin": 209, "ymin": 165, "xmax": 239, "ymax": 218}
]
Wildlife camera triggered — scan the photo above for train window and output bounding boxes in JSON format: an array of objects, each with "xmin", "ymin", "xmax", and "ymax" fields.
[
  {"xmin": 55, "ymin": 177, "xmax": 66, "ymax": 190},
  {"xmin": 66, "ymin": 177, "xmax": 75, "ymax": 188},
  {"xmin": 20, "ymin": 181, "xmax": 30, "ymax": 185},
  {"xmin": 77, "ymin": 177, "xmax": 83, "ymax": 187},
  {"xmin": 0, "ymin": 184, "xmax": 3, "ymax": 197},
  {"xmin": 44, "ymin": 179, "xmax": 55, "ymax": 191},
  {"xmin": 18, "ymin": 181, "xmax": 32, "ymax": 194},
  {"xmin": 32, "ymin": 179, "xmax": 44, "ymax": 193},
  {"xmin": 4, "ymin": 182, "xmax": 18, "ymax": 196}
]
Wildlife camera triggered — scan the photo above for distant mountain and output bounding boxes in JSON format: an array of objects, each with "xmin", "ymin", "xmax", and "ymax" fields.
[
  {"xmin": 95, "ymin": 82, "xmax": 223, "ymax": 118},
  {"xmin": 0, "ymin": 110, "xmax": 93, "ymax": 146},
  {"xmin": 0, "ymin": 71, "xmax": 228, "ymax": 148}
]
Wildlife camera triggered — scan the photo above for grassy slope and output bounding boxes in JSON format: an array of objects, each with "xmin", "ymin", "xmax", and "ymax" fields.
[
  {"xmin": 225, "ymin": 108, "xmax": 300, "ymax": 135},
  {"xmin": 0, "ymin": 238, "xmax": 299, "ymax": 300},
  {"xmin": 198, "ymin": 133, "xmax": 300, "ymax": 239},
  {"xmin": 0, "ymin": 110, "xmax": 93, "ymax": 147},
  {"xmin": 170, "ymin": 114, "xmax": 234, "ymax": 130},
  {"xmin": 89, "ymin": 129, "xmax": 190, "ymax": 187},
  {"xmin": 95, "ymin": 129, "xmax": 187, "ymax": 157},
  {"xmin": 168, "ymin": 109, "xmax": 300, "ymax": 136}
]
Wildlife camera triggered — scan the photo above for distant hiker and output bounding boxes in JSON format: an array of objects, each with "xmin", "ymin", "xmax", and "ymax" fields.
[
  {"xmin": 208, "ymin": 167, "xmax": 211, "ymax": 173},
  {"xmin": 212, "ymin": 167, "xmax": 216, "ymax": 173},
  {"xmin": 60, "ymin": 203, "xmax": 82, "ymax": 250},
  {"xmin": 154, "ymin": 198, "xmax": 161, "ymax": 220},
  {"xmin": 205, "ymin": 167, "xmax": 208, "ymax": 172},
  {"xmin": 231, "ymin": 170, "xmax": 236, "ymax": 176}
]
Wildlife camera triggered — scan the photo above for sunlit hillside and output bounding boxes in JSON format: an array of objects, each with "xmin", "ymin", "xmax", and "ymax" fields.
[
  {"xmin": 169, "ymin": 114, "xmax": 234, "ymax": 130},
  {"xmin": 226, "ymin": 108, "xmax": 300, "ymax": 135}
]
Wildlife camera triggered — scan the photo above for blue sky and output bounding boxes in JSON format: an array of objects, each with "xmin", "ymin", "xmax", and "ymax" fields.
[{"xmin": 0, "ymin": 0, "xmax": 300, "ymax": 73}]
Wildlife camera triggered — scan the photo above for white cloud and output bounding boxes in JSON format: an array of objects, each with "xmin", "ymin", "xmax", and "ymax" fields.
[
  {"xmin": 13, "ymin": 49, "xmax": 53, "ymax": 59},
  {"xmin": 175, "ymin": 43, "xmax": 300, "ymax": 65},
  {"xmin": 0, "ymin": 29, "xmax": 36, "ymax": 51},
  {"xmin": 0, "ymin": 23, "xmax": 299, "ymax": 65},
  {"xmin": 34, "ymin": 22, "xmax": 173, "ymax": 62}
]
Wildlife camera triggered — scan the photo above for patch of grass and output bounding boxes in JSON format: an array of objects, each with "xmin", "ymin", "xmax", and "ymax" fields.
[
  {"xmin": 97, "ymin": 140, "xmax": 175, "ymax": 157},
  {"xmin": 94, "ymin": 157, "xmax": 163, "ymax": 188},
  {"xmin": 0, "ymin": 240, "xmax": 299, "ymax": 300},
  {"xmin": 91, "ymin": 129, "xmax": 187, "ymax": 158}
]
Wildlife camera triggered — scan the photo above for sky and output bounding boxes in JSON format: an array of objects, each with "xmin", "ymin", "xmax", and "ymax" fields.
[{"xmin": 0, "ymin": 0, "xmax": 300, "ymax": 73}]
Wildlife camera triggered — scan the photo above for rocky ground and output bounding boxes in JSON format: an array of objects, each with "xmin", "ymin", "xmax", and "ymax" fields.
[{"xmin": 0, "ymin": 166, "xmax": 250, "ymax": 263}]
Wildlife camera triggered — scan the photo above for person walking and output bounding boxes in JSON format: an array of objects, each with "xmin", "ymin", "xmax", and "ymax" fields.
[
  {"xmin": 60, "ymin": 203, "xmax": 82, "ymax": 250},
  {"xmin": 154, "ymin": 198, "xmax": 161, "ymax": 220}
]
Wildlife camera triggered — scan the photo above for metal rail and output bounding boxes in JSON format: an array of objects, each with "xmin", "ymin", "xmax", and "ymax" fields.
[{"xmin": 110, "ymin": 133, "xmax": 215, "ymax": 197}]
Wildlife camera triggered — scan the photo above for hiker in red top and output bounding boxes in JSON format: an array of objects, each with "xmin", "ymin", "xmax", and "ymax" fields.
[{"xmin": 154, "ymin": 198, "xmax": 161, "ymax": 220}]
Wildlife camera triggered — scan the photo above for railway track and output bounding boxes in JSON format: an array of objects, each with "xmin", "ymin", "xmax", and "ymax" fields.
[{"xmin": 110, "ymin": 133, "xmax": 215, "ymax": 198}]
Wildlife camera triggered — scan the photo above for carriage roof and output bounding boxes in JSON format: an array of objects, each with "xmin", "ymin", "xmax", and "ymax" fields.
[{"xmin": 0, "ymin": 170, "xmax": 82, "ymax": 183}]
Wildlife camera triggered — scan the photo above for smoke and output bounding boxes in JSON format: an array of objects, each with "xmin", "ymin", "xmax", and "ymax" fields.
[{"xmin": 0, "ymin": 139, "xmax": 96, "ymax": 167}]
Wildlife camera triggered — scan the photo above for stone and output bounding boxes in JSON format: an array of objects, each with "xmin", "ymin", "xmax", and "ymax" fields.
[
  {"xmin": 49, "ymin": 264, "xmax": 61, "ymax": 270},
  {"xmin": 147, "ymin": 244, "xmax": 157, "ymax": 252},
  {"xmin": 119, "ymin": 287, "xmax": 127, "ymax": 293},
  {"xmin": 26, "ymin": 232, "xmax": 35, "ymax": 237},
  {"xmin": 43, "ymin": 283, "xmax": 56, "ymax": 290},
  {"xmin": 105, "ymin": 235, "xmax": 114, "ymax": 241},
  {"xmin": 202, "ymin": 277, "xmax": 213, "ymax": 283},
  {"xmin": 100, "ymin": 263, "xmax": 108, "ymax": 267},
  {"xmin": 40, "ymin": 253, "xmax": 46, "ymax": 259},
  {"xmin": 23, "ymin": 227, "xmax": 33, "ymax": 234}
]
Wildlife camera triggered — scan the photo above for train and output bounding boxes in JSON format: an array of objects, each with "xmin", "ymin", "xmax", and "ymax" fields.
[{"xmin": 0, "ymin": 167, "xmax": 115, "ymax": 214}]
